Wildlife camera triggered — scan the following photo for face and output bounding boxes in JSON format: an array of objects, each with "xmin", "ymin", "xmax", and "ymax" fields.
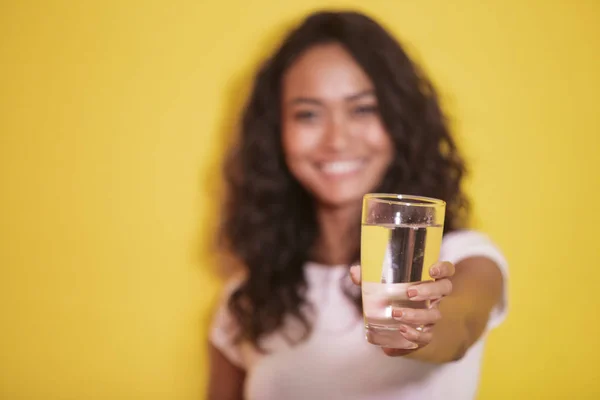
[{"xmin": 281, "ymin": 43, "xmax": 394, "ymax": 209}]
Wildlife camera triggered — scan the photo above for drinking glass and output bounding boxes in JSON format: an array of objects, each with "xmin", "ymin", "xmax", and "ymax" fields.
[{"xmin": 361, "ymin": 193, "xmax": 446, "ymax": 348}]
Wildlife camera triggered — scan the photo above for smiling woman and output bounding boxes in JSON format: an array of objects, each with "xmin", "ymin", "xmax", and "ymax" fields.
[{"xmin": 208, "ymin": 10, "xmax": 507, "ymax": 400}]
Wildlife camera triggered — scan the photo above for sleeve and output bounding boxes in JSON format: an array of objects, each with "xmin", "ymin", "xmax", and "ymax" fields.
[
  {"xmin": 209, "ymin": 275, "xmax": 247, "ymax": 369},
  {"xmin": 440, "ymin": 230, "xmax": 509, "ymax": 331}
]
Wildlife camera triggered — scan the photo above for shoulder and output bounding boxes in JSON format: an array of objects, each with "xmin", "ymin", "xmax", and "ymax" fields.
[{"xmin": 441, "ymin": 229, "xmax": 507, "ymax": 268}]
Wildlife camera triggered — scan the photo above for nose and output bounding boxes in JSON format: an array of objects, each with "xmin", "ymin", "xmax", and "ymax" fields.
[{"xmin": 323, "ymin": 113, "xmax": 350, "ymax": 152}]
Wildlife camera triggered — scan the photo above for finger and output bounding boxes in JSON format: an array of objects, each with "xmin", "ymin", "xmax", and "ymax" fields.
[
  {"xmin": 407, "ymin": 279, "xmax": 453, "ymax": 301},
  {"xmin": 430, "ymin": 297, "xmax": 443, "ymax": 308},
  {"xmin": 392, "ymin": 307, "xmax": 442, "ymax": 325},
  {"xmin": 382, "ymin": 347, "xmax": 416, "ymax": 357},
  {"xmin": 398, "ymin": 324, "xmax": 433, "ymax": 346},
  {"xmin": 430, "ymin": 261, "xmax": 455, "ymax": 279},
  {"xmin": 349, "ymin": 264, "xmax": 361, "ymax": 286}
]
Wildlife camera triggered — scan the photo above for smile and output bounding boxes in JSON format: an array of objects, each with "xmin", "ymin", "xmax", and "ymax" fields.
[{"xmin": 318, "ymin": 160, "xmax": 365, "ymax": 176}]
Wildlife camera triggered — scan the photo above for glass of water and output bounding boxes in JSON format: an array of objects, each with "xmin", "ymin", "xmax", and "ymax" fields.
[{"xmin": 361, "ymin": 193, "xmax": 446, "ymax": 348}]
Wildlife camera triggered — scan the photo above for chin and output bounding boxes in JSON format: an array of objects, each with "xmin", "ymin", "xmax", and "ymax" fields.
[{"xmin": 313, "ymin": 190, "xmax": 365, "ymax": 210}]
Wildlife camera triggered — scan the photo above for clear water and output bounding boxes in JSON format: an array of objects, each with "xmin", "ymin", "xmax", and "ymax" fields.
[{"xmin": 361, "ymin": 223, "xmax": 443, "ymax": 348}]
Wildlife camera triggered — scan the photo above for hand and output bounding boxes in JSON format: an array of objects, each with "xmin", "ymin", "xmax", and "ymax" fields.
[{"xmin": 350, "ymin": 261, "xmax": 455, "ymax": 357}]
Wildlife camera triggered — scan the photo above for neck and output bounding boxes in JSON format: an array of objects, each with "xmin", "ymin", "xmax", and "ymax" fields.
[{"xmin": 311, "ymin": 202, "xmax": 361, "ymax": 266}]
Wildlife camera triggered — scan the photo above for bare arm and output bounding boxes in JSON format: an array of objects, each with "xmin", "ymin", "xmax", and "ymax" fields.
[
  {"xmin": 405, "ymin": 256, "xmax": 504, "ymax": 363},
  {"xmin": 207, "ymin": 344, "xmax": 245, "ymax": 400}
]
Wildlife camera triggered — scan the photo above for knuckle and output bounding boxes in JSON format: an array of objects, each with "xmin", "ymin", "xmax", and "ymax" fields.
[
  {"xmin": 408, "ymin": 330, "xmax": 420, "ymax": 341},
  {"xmin": 403, "ymin": 310, "xmax": 416, "ymax": 321},
  {"xmin": 423, "ymin": 332, "xmax": 433, "ymax": 344},
  {"xmin": 444, "ymin": 279, "xmax": 453, "ymax": 294},
  {"xmin": 412, "ymin": 330, "xmax": 430, "ymax": 344},
  {"xmin": 413, "ymin": 311, "xmax": 427, "ymax": 323},
  {"xmin": 419, "ymin": 285, "xmax": 432, "ymax": 297}
]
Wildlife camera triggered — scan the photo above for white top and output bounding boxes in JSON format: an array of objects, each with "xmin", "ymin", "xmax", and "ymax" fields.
[{"xmin": 210, "ymin": 230, "xmax": 509, "ymax": 400}]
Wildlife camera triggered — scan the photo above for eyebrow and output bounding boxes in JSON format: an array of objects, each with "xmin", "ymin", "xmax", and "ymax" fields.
[
  {"xmin": 288, "ymin": 89, "xmax": 376, "ymax": 106},
  {"xmin": 346, "ymin": 89, "xmax": 376, "ymax": 101}
]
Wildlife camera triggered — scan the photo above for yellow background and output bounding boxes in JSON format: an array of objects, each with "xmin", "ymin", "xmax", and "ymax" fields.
[{"xmin": 1, "ymin": 1, "xmax": 599, "ymax": 399}]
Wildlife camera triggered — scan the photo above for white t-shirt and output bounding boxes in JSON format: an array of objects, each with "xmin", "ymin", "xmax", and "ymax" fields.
[{"xmin": 210, "ymin": 230, "xmax": 509, "ymax": 400}]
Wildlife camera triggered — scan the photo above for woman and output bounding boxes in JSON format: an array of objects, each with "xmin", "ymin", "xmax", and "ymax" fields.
[{"xmin": 208, "ymin": 10, "xmax": 507, "ymax": 400}]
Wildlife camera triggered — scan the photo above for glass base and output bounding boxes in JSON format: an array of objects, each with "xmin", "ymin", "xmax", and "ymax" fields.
[{"xmin": 365, "ymin": 323, "xmax": 418, "ymax": 349}]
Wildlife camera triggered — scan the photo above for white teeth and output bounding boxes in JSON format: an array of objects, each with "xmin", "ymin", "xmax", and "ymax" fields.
[{"xmin": 320, "ymin": 160, "xmax": 363, "ymax": 175}]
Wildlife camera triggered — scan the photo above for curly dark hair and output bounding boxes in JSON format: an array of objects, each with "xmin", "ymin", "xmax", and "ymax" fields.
[{"xmin": 219, "ymin": 10, "xmax": 469, "ymax": 348}]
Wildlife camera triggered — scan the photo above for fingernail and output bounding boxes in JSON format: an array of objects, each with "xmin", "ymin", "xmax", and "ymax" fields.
[
  {"xmin": 398, "ymin": 325, "xmax": 407, "ymax": 333},
  {"xmin": 407, "ymin": 288, "xmax": 418, "ymax": 298},
  {"xmin": 405, "ymin": 342, "xmax": 419, "ymax": 349},
  {"xmin": 393, "ymin": 310, "xmax": 403, "ymax": 321},
  {"xmin": 431, "ymin": 267, "xmax": 440, "ymax": 277}
]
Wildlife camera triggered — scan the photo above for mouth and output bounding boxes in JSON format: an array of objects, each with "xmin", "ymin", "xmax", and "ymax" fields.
[{"xmin": 318, "ymin": 159, "xmax": 366, "ymax": 177}]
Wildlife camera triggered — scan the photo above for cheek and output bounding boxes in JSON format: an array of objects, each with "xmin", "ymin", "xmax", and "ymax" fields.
[
  {"xmin": 363, "ymin": 122, "xmax": 394, "ymax": 158},
  {"xmin": 282, "ymin": 124, "xmax": 320, "ymax": 159}
]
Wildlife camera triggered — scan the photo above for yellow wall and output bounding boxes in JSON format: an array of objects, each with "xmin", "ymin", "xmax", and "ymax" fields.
[{"xmin": 1, "ymin": 1, "xmax": 598, "ymax": 399}]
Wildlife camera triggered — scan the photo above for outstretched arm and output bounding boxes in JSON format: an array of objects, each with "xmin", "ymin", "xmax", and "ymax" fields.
[{"xmin": 351, "ymin": 256, "xmax": 503, "ymax": 363}]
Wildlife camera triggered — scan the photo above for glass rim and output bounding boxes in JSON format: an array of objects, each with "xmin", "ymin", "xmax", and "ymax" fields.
[{"xmin": 363, "ymin": 193, "xmax": 446, "ymax": 207}]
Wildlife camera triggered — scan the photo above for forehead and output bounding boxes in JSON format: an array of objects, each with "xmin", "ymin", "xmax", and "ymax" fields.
[{"xmin": 282, "ymin": 43, "xmax": 374, "ymax": 101}]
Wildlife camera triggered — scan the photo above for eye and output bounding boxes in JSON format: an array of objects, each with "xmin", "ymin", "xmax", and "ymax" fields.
[
  {"xmin": 353, "ymin": 104, "xmax": 379, "ymax": 116},
  {"xmin": 293, "ymin": 110, "xmax": 319, "ymax": 122}
]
